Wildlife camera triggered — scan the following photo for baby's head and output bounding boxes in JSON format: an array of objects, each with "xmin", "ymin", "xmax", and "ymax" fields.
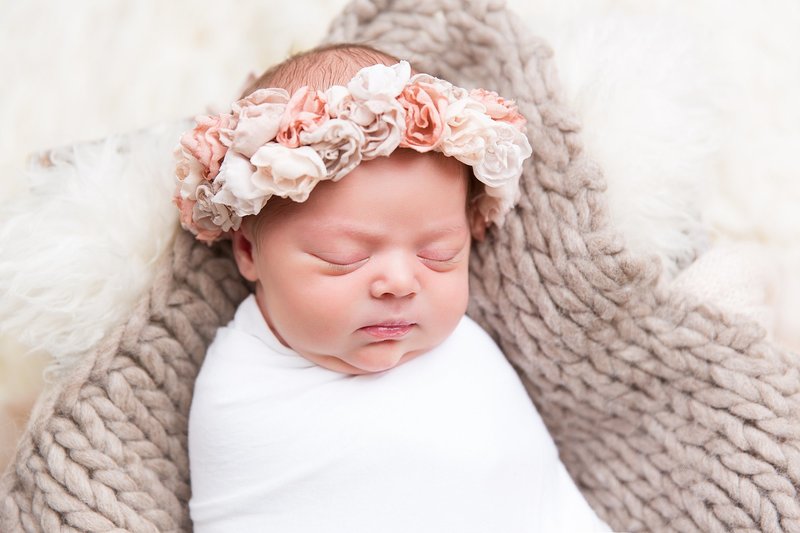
[{"xmin": 174, "ymin": 43, "xmax": 531, "ymax": 374}]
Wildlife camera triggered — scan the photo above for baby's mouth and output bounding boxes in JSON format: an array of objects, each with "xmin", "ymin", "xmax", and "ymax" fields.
[{"xmin": 358, "ymin": 322, "xmax": 415, "ymax": 340}]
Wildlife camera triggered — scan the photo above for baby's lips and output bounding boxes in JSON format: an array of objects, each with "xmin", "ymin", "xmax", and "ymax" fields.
[{"xmin": 358, "ymin": 322, "xmax": 415, "ymax": 340}]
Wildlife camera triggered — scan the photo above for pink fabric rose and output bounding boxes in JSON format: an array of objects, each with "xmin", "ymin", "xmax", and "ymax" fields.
[
  {"xmin": 180, "ymin": 114, "xmax": 233, "ymax": 180},
  {"xmin": 469, "ymin": 88, "xmax": 526, "ymax": 131},
  {"xmin": 277, "ymin": 87, "xmax": 328, "ymax": 148},
  {"xmin": 225, "ymin": 88, "xmax": 289, "ymax": 157},
  {"xmin": 398, "ymin": 77, "xmax": 450, "ymax": 152},
  {"xmin": 174, "ymin": 193, "xmax": 196, "ymax": 231}
]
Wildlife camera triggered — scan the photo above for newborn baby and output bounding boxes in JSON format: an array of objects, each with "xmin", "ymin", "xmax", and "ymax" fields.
[{"xmin": 180, "ymin": 42, "xmax": 608, "ymax": 532}]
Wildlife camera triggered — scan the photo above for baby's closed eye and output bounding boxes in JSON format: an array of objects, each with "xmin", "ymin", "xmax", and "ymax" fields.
[{"xmin": 309, "ymin": 252, "xmax": 370, "ymax": 272}]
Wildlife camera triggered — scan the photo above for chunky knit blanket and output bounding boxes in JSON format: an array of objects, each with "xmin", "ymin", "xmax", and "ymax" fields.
[{"xmin": 3, "ymin": 0, "xmax": 799, "ymax": 531}]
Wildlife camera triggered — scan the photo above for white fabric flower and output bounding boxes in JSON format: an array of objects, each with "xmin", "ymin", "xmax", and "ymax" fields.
[
  {"xmin": 440, "ymin": 97, "xmax": 496, "ymax": 165},
  {"xmin": 300, "ymin": 119, "xmax": 365, "ymax": 181},
  {"xmin": 472, "ymin": 121, "xmax": 532, "ymax": 186},
  {"xmin": 348, "ymin": 61, "xmax": 411, "ymax": 101},
  {"xmin": 174, "ymin": 147, "xmax": 206, "ymax": 201},
  {"xmin": 212, "ymin": 150, "xmax": 266, "ymax": 217},
  {"xmin": 250, "ymin": 143, "xmax": 327, "ymax": 202}
]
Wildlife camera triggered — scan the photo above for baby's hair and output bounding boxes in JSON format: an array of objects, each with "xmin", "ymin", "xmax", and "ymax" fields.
[
  {"xmin": 240, "ymin": 42, "xmax": 480, "ymax": 242},
  {"xmin": 241, "ymin": 42, "xmax": 404, "ymax": 97}
]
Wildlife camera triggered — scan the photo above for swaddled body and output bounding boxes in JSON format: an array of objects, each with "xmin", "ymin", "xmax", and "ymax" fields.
[{"xmin": 189, "ymin": 295, "xmax": 606, "ymax": 532}]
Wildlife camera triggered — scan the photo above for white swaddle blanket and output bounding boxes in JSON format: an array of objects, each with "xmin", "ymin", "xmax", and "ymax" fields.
[{"xmin": 188, "ymin": 295, "xmax": 607, "ymax": 532}]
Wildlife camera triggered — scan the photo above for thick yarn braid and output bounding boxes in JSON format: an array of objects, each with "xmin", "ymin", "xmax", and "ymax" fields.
[
  {"xmin": 2, "ymin": 0, "xmax": 799, "ymax": 531},
  {"xmin": 1, "ymin": 232, "xmax": 250, "ymax": 532}
]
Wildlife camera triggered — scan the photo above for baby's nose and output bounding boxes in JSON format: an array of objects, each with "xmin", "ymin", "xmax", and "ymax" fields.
[{"xmin": 369, "ymin": 252, "xmax": 420, "ymax": 299}]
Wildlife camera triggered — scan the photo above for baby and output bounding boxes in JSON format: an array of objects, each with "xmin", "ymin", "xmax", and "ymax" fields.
[{"xmin": 178, "ymin": 43, "xmax": 608, "ymax": 532}]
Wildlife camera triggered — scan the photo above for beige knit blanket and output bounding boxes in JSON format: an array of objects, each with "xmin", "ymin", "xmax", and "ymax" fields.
[{"xmin": 3, "ymin": 0, "xmax": 800, "ymax": 531}]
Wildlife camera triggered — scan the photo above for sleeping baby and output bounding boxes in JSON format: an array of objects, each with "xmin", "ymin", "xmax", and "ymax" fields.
[{"xmin": 178, "ymin": 42, "xmax": 609, "ymax": 532}]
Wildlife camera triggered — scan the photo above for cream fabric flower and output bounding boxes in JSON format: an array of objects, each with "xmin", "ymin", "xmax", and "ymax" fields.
[
  {"xmin": 225, "ymin": 88, "xmax": 289, "ymax": 158},
  {"xmin": 325, "ymin": 85, "xmax": 405, "ymax": 159},
  {"xmin": 250, "ymin": 143, "xmax": 327, "ymax": 202},
  {"xmin": 440, "ymin": 97, "xmax": 495, "ymax": 165},
  {"xmin": 212, "ymin": 150, "xmax": 267, "ymax": 217},
  {"xmin": 300, "ymin": 118, "xmax": 365, "ymax": 181},
  {"xmin": 174, "ymin": 147, "xmax": 206, "ymax": 201},
  {"xmin": 193, "ymin": 183, "xmax": 240, "ymax": 241}
]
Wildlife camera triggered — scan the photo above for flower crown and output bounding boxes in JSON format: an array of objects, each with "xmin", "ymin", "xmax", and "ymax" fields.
[{"xmin": 174, "ymin": 61, "xmax": 533, "ymax": 243}]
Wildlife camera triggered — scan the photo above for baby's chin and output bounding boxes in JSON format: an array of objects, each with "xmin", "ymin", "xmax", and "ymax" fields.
[{"xmin": 302, "ymin": 344, "xmax": 427, "ymax": 375}]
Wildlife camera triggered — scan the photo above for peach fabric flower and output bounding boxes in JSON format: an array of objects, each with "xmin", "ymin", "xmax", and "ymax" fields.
[
  {"xmin": 225, "ymin": 88, "xmax": 289, "ymax": 157},
  {"xmin": 469, "ymin": 88, "xmax": 526, "ymax": 130},
  {"xmin": 398, "ymin": 76, "xmax": 449, "ymax": 152},
  {"xmin": 180, "ymin": 114, "xmax": 233, "ymax": 179},
  {"xmin": 174, "ymin": 194, "xmax": 197, "ymax": 231},
  {"xmin": 277, "ymin": 87, "xmax": 328, "ymax": 148}
]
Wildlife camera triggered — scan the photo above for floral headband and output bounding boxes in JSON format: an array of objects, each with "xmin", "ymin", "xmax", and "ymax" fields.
[{"xmin": 174, "ymin": 61, "xmax": 532, "ymax": 243}]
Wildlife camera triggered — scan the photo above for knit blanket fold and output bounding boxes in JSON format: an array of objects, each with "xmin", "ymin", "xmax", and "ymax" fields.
[{"xmin": 2, "ymin": 0, "xmax": 799, "ymax": 531}]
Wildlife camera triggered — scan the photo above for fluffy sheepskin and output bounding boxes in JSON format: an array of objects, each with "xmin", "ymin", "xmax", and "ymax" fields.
[
  {"xmin": 0, "ymin": 123, "xmax": 187, "ymax": 377},
  {"xmin": 0, "ymin": 0, "xmax": 798, "ymax": 380}
]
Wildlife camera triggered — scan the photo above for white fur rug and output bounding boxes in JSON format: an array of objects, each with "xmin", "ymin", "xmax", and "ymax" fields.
[{"xmin": 1, "ymin": 0, "xmax": 798, "ymax": 469}]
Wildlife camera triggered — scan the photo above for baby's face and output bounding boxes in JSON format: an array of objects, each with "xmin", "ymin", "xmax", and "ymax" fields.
[{"xmin": 233, "ymin": 149, "xmax": 472, "ymax": 374}]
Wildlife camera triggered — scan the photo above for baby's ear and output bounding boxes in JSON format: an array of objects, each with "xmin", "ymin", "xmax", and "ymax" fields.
[
  {"xmin": 231, "ymin": 222, "xmax": 260, "ymax": 282},
  {"xmin": 469, "ymin": 208, "xmax": 486, "ymax": 242}
]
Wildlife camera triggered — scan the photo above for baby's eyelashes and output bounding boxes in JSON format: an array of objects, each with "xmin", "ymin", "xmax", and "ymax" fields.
[
  {"xmin": 309, "ymin": 252, "xmax": 370, "ymax": 273},
  {"xmin": 308, "ymin": 246, "xmax": 466, "ymax": 274},
  {"xmin": 417, "ymin": 248, "xmax": 465, "ymax": 271}
]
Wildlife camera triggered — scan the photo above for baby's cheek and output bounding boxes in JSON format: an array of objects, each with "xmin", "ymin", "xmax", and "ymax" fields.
[{"xmin": 297, "ymin": 276, "xmax": 361, "ymax": 323}]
